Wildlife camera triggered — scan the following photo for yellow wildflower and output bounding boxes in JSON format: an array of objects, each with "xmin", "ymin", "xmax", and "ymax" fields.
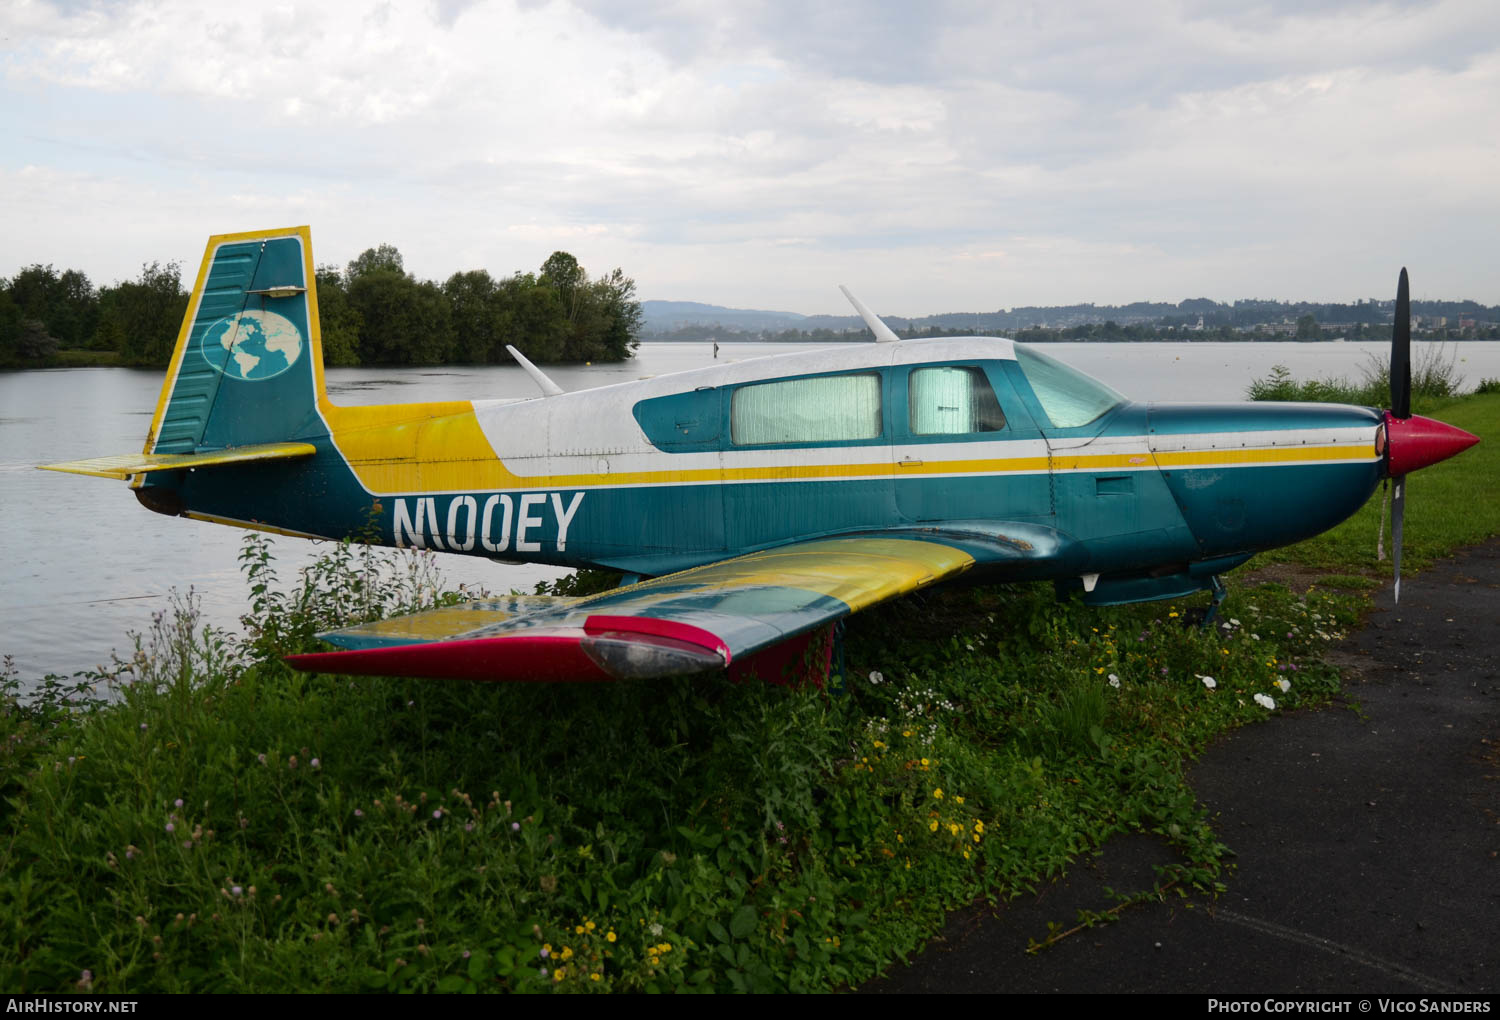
[
  {"xmin": 606, "ymin": 931, "xmax": 616, "ymax": 943},
  {"xmin": 933, "ymin": 787, "xmax": 943, "ymax": 800},
  {"xmin": 554, "ymin": 969, "xmax": 565, "ymax": 982},
  {"xmin": 929, "ymin": 819, "xmax": 939, "ymax": 832}
]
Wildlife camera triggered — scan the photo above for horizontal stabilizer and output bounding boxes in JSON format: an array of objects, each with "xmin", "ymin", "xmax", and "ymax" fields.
[{"xmin": 39, "ymin": 442, "xmax": 318, "ymax": 480}]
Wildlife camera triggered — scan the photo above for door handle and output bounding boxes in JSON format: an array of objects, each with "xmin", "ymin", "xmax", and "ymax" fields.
[{"xmin": 899, "ymin": 457, "xmax": 923, "ymax": 467}]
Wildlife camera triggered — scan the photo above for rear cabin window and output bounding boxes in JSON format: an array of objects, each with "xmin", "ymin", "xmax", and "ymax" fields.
[
  {"xmin": 909, "ymin": 366, "xmax": 1006, "ymax": 435},
  {"xmin": 731, "ymin": 373, "xmax": 883, "ymax": 446}
]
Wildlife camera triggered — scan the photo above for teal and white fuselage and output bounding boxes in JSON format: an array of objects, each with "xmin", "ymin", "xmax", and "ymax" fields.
[
  {"xmin": 46, "ymin": 227, "xmax": 1472, "ymax": 681},
  {"xmin": 355, "ymin": 339, "xmax": 1386, "ymax": 604}
]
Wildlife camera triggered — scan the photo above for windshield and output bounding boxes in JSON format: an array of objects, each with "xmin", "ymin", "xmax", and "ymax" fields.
[{"xmin": 1013, "ymin": 344, "xmax": 1125, "ymax": 428}]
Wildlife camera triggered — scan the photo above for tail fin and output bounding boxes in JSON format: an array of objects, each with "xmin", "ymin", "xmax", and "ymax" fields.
[
  {"xmin": 41, "ymin": 227, "xmax": 331, "ymax": 486},
  {"xmin": 144, "ymin": 226, "xmax": 329, "ymax": 457}
]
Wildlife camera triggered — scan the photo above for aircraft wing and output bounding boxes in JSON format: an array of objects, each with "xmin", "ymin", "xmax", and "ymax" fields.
[{"xmin": 285, "ymin": 527, "xmax": 1066, "ymax": 682}]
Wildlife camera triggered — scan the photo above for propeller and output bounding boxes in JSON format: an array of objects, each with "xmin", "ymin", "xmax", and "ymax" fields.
[
  {"xmin": 1391, "ymin": 268, "xmax": 1411, "ymax": 419},
  {"xmin": 1389, "ymin": 268, "xmax": 1410, "ymax": 602},
  {"xmin": 1380, "ymin": 267, "xmax": 1479, "ymax": 602}
]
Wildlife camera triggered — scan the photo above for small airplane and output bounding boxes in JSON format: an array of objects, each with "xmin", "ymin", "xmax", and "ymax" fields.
[{"xmin": 42, "ymin": 226, "xmax": 1479, "ymax": 683}]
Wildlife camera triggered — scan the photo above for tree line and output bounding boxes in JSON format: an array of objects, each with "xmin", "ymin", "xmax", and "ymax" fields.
[{"xmin": 0, "ymin": 245, "xmax": 641, "ymax": 369}]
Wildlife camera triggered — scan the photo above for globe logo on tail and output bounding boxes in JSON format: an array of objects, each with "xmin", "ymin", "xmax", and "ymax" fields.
[{"xmin": 201, "ymin": 310, "xmax": 304, "ymax": 381}]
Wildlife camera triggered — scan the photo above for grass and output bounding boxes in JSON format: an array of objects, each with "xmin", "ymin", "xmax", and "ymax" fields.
[
  {"xmin": 1, "ymin": 386, "xmax": 1494, "ymax": 994},
  {"xmin": 1, "ymin": 549, "xmax": 1362, "ymax": 993}
]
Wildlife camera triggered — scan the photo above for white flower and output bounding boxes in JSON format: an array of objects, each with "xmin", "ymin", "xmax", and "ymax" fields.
[
  {"xmin": 1250, "ymin": 633, "xmax": 1261, "ymax": 641},
  {"xmin": 1229, "ymin": 618, "xmax": 1241, "ymax": 626},
  {"xmin": 1275, "ymin": 678, "xmax": 1291, "ymax": 693},
  {"xmin": 1198, "ymin": 675, "xmax": 1216, "ymax": 689},
  {"xmin": 1253, "ymin": 693, "xmax": 1277, "ymax": 710},
  {"xmin": 868, "ymin": 670, "xmax": 884, "ymax": 685},
  {"xmin": 1108, "ymin": 674, "xmax": 1121, "ymax": 688}
]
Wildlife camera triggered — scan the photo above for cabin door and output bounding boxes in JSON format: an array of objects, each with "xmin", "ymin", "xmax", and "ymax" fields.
[{"xmin": 892, "ymin": 358, "xmax": 1050, "ymax": 524}]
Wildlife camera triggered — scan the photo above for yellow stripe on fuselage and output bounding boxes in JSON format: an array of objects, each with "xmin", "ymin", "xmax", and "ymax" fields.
[
  {"xmin": 324, "ymin": 407, "xmax": 1379, "ymax": 495},
  {"xmin": 1146, "ymin": 444, "xmax": 1379, "ymax": 469}
]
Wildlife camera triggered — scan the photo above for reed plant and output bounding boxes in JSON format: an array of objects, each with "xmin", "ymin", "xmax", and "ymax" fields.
[{"xmin": 1246, "ymin": 344, "xmax": 1467, "ymax": 409}]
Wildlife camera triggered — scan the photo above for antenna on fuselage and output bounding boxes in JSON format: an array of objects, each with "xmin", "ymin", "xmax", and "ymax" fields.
[
  {"xmin": 505, "ymin": 345, "xmax": 565, "ymax": 397},
  {"xmin": 838, "ymin": 285, "xmax": 900, "ymax": 343}
]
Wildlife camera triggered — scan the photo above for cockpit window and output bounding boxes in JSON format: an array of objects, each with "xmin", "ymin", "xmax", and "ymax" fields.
[{"xmin": 1013, "ymin": 344, "xmax": 1124, "ymax": 428}]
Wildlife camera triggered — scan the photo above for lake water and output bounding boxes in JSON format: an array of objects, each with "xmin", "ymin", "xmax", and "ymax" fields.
[{"xmin": 4, "ymin": 339, "xmax": 1497, "ymax": 684}]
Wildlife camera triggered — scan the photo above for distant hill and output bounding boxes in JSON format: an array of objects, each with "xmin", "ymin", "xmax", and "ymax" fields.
[
  {"xmin": 639, "ymin": 296, "xmax": 1500, "ymax": 340},
  {"xmin": 641, "ymin": 301, "xmax": 811, "ymax": 335}
]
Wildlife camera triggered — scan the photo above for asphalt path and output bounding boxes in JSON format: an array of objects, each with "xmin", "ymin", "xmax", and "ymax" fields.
[{"xmin": 869, "ymin": 540, "xmax": 1500, "ymax": 994}]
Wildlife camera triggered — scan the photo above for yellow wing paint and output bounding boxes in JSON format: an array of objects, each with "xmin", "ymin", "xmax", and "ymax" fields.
[
  {"xmin": 321, "ymin": 598, "xmax": 582, "ymax": 645},
  {"xmin": 601, "ymin": 536, "xmax": 976, "ymax": 613},
  {"xmin": 40, "ymin": 442, "xmax": 318, "ymax": 480}
]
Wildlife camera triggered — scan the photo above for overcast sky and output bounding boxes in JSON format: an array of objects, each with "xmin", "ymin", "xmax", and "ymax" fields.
[{"xmin": 2, "ymin": 0, "xmax": 1496, "ymax": 315}]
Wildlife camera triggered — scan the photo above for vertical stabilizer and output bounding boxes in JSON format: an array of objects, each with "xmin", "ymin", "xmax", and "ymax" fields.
[{"xmin": 143, "ymin": 227, "xmax": 328, "ymax": 465}]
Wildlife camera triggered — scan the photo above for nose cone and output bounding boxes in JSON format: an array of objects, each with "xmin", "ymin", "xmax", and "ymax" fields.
[{"xmin": 1385, "ymin": 413, "xmax": 1480, "ymax": 477}]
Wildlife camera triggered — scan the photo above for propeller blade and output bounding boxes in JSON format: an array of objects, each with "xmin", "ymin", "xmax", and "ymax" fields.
[
  {"xmin": 1391, "ymin": 477, "xmax": 1405, "ymax": 603},
  {"xmin": 1392, "ymin": 268, "xmax": 1411, "ymax": 419}
]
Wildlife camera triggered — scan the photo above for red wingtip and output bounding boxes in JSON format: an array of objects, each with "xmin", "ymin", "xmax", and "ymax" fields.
[{"xmin": 1385, "ymin": 413, "xmax": 1480, "ymax": 477}]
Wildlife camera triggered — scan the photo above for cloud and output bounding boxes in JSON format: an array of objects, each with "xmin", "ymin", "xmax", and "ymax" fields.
[{"xmin": 1, "ymin": 0, "xmax": 1497, "ymax": 310}]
